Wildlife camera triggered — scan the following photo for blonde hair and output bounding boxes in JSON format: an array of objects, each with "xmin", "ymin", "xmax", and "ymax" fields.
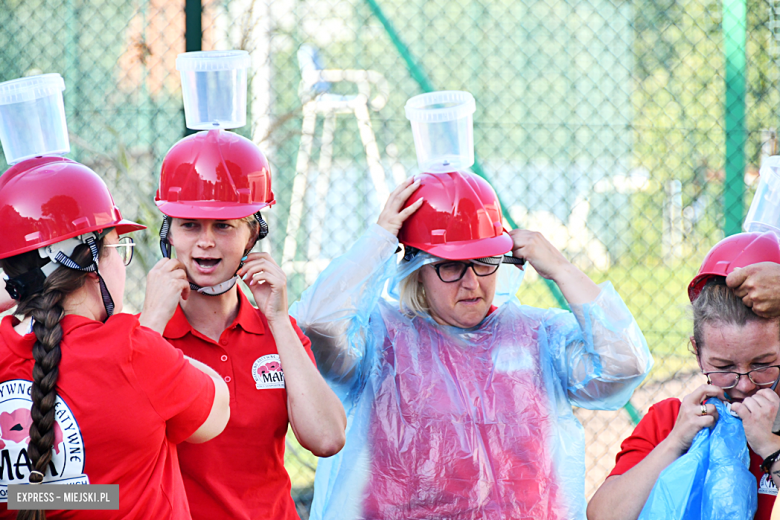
[
  {"xmin": 398, "ymin": 268, "xmax": 429, "ymax": 317},
  {"xmin": 240, "ymin": 215, "xmax": 259, "ymax": 234},
  {"xmin": 238, "ymin": 215, "xmax": 261, "ymax": 252}
]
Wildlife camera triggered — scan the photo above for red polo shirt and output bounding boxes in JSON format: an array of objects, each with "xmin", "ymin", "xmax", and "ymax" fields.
[
  {"xmin": 164, "ymin": 289, "xmax": 316, "ymax": 520},
  {"xmin": 609, "ymin": 397, "xmax": 775, "ymax": 520},
  {"xmin": 0, "ymin": 313, "xmax": 215, "ymax": 519}
]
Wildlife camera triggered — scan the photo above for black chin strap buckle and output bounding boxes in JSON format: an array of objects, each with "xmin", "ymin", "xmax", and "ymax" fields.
[
  {"xmin": 254, "ymin": 212, "xmax": 269, "ymax": 240},
  {"xmin": 402, "ymin": 246, "xmax": 420, "ymax": 262},
  {"xmin": 4, "ymin": 269, "xmax": 47, "ymax": 301},
  {"xmin": 159, "ymin": 216, "xmax": 172, "ymax": 258}
]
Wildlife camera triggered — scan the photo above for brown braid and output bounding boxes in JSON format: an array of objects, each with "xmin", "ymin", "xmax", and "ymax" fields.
[{"xmin": 1, "ymin": 240, "xmax": 105, "ymax": 520}]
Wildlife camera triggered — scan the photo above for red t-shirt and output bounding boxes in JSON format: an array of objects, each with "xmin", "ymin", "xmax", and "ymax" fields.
[
  {"xmin": 164, "ymin": 289, "xmax": 317, "ymax": 520},
  {"xmin": 0, "ymin": 313, "xmax": 215, "ymax": 519},
  {"xmin": 609, "ymin": 397, "xmax": 776, "ymax": 520}
]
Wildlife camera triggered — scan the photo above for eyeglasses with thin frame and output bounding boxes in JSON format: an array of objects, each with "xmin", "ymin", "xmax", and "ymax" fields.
[
  {"xmin": 104, "ymin": 236, "xmax": 135, "ymax": 266},
  {"xmin": 703, "ymin": 365, "xmax": 780, "ymax": 390},
  {"xmin": 432, "ymin": 260, "xmax": 501, "ymax": 283}
]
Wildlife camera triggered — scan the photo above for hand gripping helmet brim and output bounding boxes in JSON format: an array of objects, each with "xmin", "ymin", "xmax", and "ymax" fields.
[
  {"xmin": 156, "ymin": 129, "xmax": 276, "ymax": 219},
  {"xmin": 688, "ymin": 231, "xmax": 780, "ymax": 302},
  {"xmin": 0, "ymin": 157, "xmax": 145, "ymax": 260},
  {"xmin": 398, "ymin": 170, "xmax": 513, "ymax": 261}
]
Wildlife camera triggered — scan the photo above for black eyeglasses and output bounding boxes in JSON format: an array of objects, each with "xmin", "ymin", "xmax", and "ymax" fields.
[
  {"xmin": 104, "ymin": 236, "xmax": 135, "ymax": 266},
  {"xmin": 432, "ymin": 260, "xmax": 501, "ymax": 283},
  {"xmin": 703, "ymin": 365, "xmax": 780, "ymax": 390}
]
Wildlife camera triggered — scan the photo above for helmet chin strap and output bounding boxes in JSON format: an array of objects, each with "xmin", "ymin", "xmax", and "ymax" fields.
[
  {"xmin": 5, "ymin": 231, "xmax": 115, "ymax": 318},
  {"xmin": 472, "ymin": 255, "xmax": 525, "ymax": 267},
  {"xmin": 159, "ymin": 213, "xmax": 269, "ymax": 297},
  {"xmin": 193, "ymin": 276, "xmax": 240, "ymax": 296}
]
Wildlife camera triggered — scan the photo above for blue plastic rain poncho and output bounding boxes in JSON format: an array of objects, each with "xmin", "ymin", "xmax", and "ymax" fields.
[
  {"xmin": 290, "ymin": 224, "xmax": 653, "ymax": 520},
  {"xmin": 638, "ymin": 400, "xmax": 757, "ymax": 520}
]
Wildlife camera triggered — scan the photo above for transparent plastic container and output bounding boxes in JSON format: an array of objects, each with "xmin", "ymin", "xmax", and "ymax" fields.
[
  {"xmin": 177, "ymin": 50, "xmax": 251, "ymax": 130},
  {"xmin": 0, "ymin": 73, "xmax": 69, "ymax": 165},
  {"xmin": 745, "ymin": 155, "xmax": 780, "ymax": 236},
  {"xmin": 405, "ymin": 91, "xmax": 476, "ymax": 172}
]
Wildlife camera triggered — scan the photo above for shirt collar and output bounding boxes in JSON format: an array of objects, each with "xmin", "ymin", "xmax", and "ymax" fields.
[
  {"xmin": 235, "ymin": 290, "xmax": 266, "ymax": 335},
  {"xmin": 0, "ymin": 315, "xmax": 30, "ymax": 359},
  {"xmin": 1, "ymin": 314, "xmax": 101, "ymax": 359},
  {"xmin": 163, "ymin": 289, "xmax": 266, "ymax": 340}
]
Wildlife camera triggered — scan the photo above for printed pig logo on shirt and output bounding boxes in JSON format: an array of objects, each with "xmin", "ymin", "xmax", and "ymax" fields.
[
  {"xmin": 252, "ymin": 354, "xmax": 285, "ymax": 389},
  {"xmin": 0, "ymin": 379, "xmax": 89, "ymax": 501}
]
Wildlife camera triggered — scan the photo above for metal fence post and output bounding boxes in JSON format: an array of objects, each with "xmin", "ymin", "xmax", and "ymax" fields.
[
  {"xmin": 184, "ymin": 0, "xmax": 202, "ymax": 137},
  {"xmin": 723, "ymin": 0, "xmax": 747, "ymax": 236},
  {"xmin": 185, "ymin": 0, "xmax": 202, "ymax": 53}
]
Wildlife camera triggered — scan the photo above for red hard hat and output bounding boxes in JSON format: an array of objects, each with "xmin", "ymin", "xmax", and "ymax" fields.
[
  {"xmin": 688, "ymin": 231, "xmax": 780, "ymax": 301},
  {"xmin": 0, "ymin": 156, "xmax": 145, "ymax": 260},
  {"xmin": 398, "ymin": 170, "xmax": 512, "ymax": 260},
  {"xmin": 156, "ymin": 129, "xmax": 275, "ymax": 219}
]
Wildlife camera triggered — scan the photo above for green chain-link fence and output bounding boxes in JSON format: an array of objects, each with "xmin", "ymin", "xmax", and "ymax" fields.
[{"xmin": 2, "ymin": 0, "xmax": 778, "ymax": 516}]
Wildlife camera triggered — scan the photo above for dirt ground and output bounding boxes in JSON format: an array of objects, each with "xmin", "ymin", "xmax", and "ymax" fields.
[{"xmin": 575, "ymin": 368, "xmax": 706, "ymax": 498}]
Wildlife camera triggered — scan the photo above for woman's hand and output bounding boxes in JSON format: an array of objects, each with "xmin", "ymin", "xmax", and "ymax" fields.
[
  {"xmin": 507, "ymin": 229, "xmax": 571, "ymax": 279},
  {"xmin": 238, "ymin": 253, "xmax": 288, "ymax": 323},
  {"xmin": 587, "ymin": 386, "xmax": 725, "ymax": 520},
  {"xmin": 726, "ymin": 263, "xmax": 780, "ymax": 318},
  {"xmin": 665, "ymin": 384, "xmax": 724, "ymax": 454},
  {"xmin": 508, "ymin": 228, "xmax": 600, "ymax": 304},
  {"xmin": 377, "ymin": 177, "xmax": 424, "ymax": 237},
  {"xmin": 140, "ymin": 258, "xmax": 190, "ymax": 334},
  {"xmin": 239, "ymin": 256, "xmax": 347, "ymax": 457},
  {"xmin": 732, "ymin": 388, "xmax": 780, "ymax": 458}
]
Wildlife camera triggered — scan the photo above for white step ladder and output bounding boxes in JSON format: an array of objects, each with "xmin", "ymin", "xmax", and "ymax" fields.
[{"xmin": 282, "ymin": 45, "xmax": 404, "ymax": 284}]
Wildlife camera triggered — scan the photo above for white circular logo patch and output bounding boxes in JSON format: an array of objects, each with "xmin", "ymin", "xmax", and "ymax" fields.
[
  {"xmin": 0, "ymin": 379, "xmax": 89, "ymax": 502},
  {"xmin": 251, "ymin": 355, "xmax": 285, "ymax": 390}
]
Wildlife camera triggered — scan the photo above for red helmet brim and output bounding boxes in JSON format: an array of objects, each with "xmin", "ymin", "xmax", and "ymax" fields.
[
  {"xmin": 114, "ymin": 219, "xmax": 147, "ymax": 235},
  {"xmin": 403, "ymin": 232, "xmax": 513, "ymax": 261},
  {"xmin": 156, "ymin": 200, "xmax": 274, "ymax": 220}
]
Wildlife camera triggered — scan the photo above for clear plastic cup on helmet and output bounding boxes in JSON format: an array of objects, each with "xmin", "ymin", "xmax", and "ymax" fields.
[
  {"xmin": 177, "ymin": 50, "xmax": 251, "ymax": 130},
  {"xmin": 0, "ymin": 74, "xmax": 69, "ymax": 165},
  {"xmin": 404, "ymin": 91, "xmax": 476, "ymax": 173},
  {"xmin": 744, "ymin": 155, "xmax": 780, "ymax": 236}
]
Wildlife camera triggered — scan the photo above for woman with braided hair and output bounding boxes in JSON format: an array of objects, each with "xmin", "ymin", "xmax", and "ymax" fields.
[{"xmin": 0, "ymin": 156, "xmax": 230, "ymax": 520}]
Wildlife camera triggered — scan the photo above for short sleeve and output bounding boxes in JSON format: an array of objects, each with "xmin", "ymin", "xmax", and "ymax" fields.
[
  {"xmin": 129, "ymin": 325, "xmax": 216, "ymax": 444},
  {"xmin": 291, "ymin": 315, "xmax": 317, "ymax": 366},
  {"xmin": 608, "ymin": 398, "xmax": 681, "ymax": 477}
]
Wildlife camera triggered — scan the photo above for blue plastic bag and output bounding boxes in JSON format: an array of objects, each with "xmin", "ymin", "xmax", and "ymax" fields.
[{"xmin": 638, "ymin": 399, "xmax": 757, "ymax": 520}]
